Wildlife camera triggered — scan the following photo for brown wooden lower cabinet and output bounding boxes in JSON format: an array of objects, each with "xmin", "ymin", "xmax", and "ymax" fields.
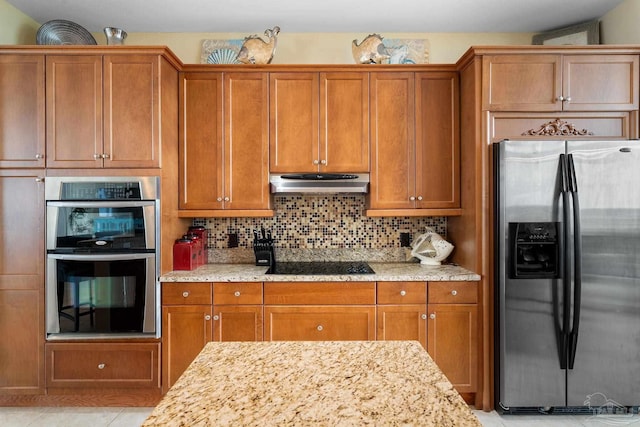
[
  {"xmin": 159, "ymin": 280, "xmax": 478, "ymax": 398},
  {"xmin": 162, "ymin": 304, "xmax": 212, "ymax": 392},
  {"xmin": 376, "ymin": 305, "xmax": 427, "ymax": 349},
  {"xmin": 427, "ymin": 304, "xmax": 478, "ymax": 393},
  {"xmin": 264, "ymin": 306, "xmax": 376, "ymax": 341},
  {"xmin": 213, "ymin": 305, "xmax": 263, "ymax": 341},
  {"xmin": 45, "ymin": 342, "xmax": 160, "ymax": 388}
]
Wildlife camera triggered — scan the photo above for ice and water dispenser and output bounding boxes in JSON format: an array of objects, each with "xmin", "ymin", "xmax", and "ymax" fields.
[{"xmin": 508, "ymin": 222, "xmax": 560, "ymax": 279}]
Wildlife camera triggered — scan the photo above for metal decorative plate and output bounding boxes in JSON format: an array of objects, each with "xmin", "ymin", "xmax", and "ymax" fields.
[{"xmin": 36, "ymin": 19, "xmax": 97, "ymax": 45}]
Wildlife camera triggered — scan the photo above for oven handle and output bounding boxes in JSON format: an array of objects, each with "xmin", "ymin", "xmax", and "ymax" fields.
[
  {"xmin": 46, "ymin": 201, "xmax": 155, "ymax": 208},
  {"xmin": 48, "ymin": 253, "xmax": 155, "ymax": 261}
]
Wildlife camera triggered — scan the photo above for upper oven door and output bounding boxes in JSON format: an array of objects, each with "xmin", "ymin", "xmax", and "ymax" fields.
[{"xmin": 46, "ymin": 201, "xmax": 156, "ymax": 252}]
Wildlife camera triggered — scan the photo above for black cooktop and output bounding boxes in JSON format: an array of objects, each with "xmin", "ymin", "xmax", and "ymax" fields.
[{"xmin": 266, "ymin": 261, "xmax": 375, "ymax": 275}]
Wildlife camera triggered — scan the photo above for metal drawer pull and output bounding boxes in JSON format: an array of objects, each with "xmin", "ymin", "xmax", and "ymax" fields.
[
  {"xmin": 317, "ymin": 325, "xmax": 324, "ymax": 331},
  {"xmin": 97, "ymin": 363, "xmax": 105, "ymax": 370},
  {"xmin": 400, "ymin": 290, "xmax": 406, "ymax": 296},
  {"xmin": 182, "ymin": 291, "xmax": 190, "ymax": 298},
  {"xmin": 234, "ymin": 291, "xmax": 241, "ymax": 297},
  {"xmin": 421, "ymin": 314, "xmax": 427, "ymax": 320},
  {"xmin": 205, "ymin": 315, "xmax": 212, "ymax": 321},
  {"xmin": 451, "ymin": 290, "xmax": 457, "ymax": 296},
  {"xmin": 429, "ymin": 313, "xmax": 436, "ymax": 320}
]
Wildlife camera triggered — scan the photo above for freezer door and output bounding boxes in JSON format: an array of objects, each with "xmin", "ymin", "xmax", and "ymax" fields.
[
  {"xmin": 496, "ymin": 140, "xmax": 567, "ymax": 408},
  {"xmin": 566, "ymin": 140, "xmax": 640, "ymax": 407}
]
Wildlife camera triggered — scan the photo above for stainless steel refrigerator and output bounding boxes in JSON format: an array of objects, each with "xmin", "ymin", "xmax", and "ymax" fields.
[{"xmin": 494, "ymin": 139, "xmax": 640, "ymax": 413}]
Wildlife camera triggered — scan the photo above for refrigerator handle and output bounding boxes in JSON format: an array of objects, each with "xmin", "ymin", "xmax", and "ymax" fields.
[
  {"xmin": 559, "ymin": 154, "xmax": 571, "ymax": 370},
  {"xmin": 567, "ymin": 154, "xmax": 582, "ymax": 369}
]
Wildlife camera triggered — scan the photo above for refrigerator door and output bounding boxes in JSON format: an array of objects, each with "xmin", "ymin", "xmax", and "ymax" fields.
[
  {"xmin": 566, "ymin": 140, "xmax": 640, "ymax": 407},
  {"xmin": 496, "ymin": 140, "xmax": 567, "ymax": 408}
]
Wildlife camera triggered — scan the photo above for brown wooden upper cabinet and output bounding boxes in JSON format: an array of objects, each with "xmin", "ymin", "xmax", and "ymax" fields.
[
  {"xmin": 46, "ymin": 55, "xmax": 162, "ymax": 168},
  {"xmin": 368, "ymin": 71, "xmax": 460, "ymax": 214},
  {"xmin": 179, "ymin": 72, "xmax": 271, "ymax": 214},
  {"xmin": 482, "ymin": 54, "xmax": 639, "ymax": 112},
  {"xmin": 0, "ymin": 55, "xmax": 45, "ymax": 168},
  {"xmin": 269, "ymin": 72, "xmax": 369, "ymax": 173}
]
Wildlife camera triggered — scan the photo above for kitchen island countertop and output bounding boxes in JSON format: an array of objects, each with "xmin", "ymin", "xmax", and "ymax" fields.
[
  {"xmin": 142, "ymin": 340, "xmax": 481, "ymax": 426},
  {"xmin": 159, "ymin": 262, "xmax": 480, "ymax": 282}
]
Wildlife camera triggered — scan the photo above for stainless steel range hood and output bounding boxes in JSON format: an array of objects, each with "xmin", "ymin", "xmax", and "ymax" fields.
[{"xmin": 269, "ymin": 173, "xmax": 369, "ymax": 194}]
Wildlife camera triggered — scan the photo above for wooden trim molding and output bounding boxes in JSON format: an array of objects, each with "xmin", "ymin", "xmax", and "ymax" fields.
[{"xmin": 521, "ymin": 118, "xmax": 594, "ymax": 136}]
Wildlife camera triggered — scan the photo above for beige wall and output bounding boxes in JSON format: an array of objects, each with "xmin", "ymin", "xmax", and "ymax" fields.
[
  {"xmin": 1, "ymin": 0, "xmax": 638, "ymax": 64},
  {"xmin": 0, "ymin": 0, "xmax": 39, "ymax": 44},
  {"xmin": 601, "ymin": 0, "xmax": 640, "ymax": 44},
  {"xmin": 106, "ymin": 31, "xmax": 533, "ymax": 64}
]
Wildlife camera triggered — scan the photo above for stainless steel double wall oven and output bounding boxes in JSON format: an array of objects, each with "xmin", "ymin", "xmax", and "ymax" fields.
[{"xmin": 45, "ymin": 176, "xmax": 159, "ymax": 339}]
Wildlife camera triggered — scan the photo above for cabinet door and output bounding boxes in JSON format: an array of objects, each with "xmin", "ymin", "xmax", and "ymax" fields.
[
  {"xmin": 415, "ymin": 72, "xmax": 460, "ymax": 209},
  {"xmin": 213, "ymin": 305, "xmax": 263, "ymax": 341},
  {"xmin": 562, "ymin": 54, "xmax": 639, "ymax": 111},
  {"xmin": 162, "ymin": 305, "xmax": 212, "ymax": 392},
  {"xmin": 0, "ymin": 171, "xmax": 45, "ymax": 394},
  {"xmin": 178, "ymin": 72, "xmax": 224, "ymax": 210},
  {"xmin": 265, "ymin": 306, "xmax": 376, "ymax": 341},
  {"xmin": 320, "ymin": 72, "xmax": 369, "ymax": 172},
  {"xmin": 224, "ymin": 73, "xmax": 270, "ymax": 210},
  {"xmin": 103, "ymin": 55, "xmax": 160, "ymax": 168},
  {"xmin": 46, "ymin": 55, "xmax": 103, "ymax": 168},
  {"xmin": 0, "ymin": 55, "xmax": 45, "ymax": 168},
  {"xmin": 269, "ymin": 73, "xmax": 319, "ymax": 172},
  {"xmin": 482, "ymin": 55, "xmax": 562, "ymax": 111},
  {"xmin": 0, "ymin": 289, "xmax": 43, "ymax": 394},
  {"xmin": 377, "ymin": 305, "xmax": 427, "ymax": 349},
  {"xmin": 369, "ymin": 72, "xmax": 415, "ymax": 209},
  {"xmin": 427, "ymin": 304, "xmax": 478, "ymax": 393}
]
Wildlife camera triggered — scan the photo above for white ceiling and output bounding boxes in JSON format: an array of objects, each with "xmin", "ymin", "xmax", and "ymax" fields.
[{"xmin": 7, "ymin": 0, "xmax": 626, "ymax": 34}]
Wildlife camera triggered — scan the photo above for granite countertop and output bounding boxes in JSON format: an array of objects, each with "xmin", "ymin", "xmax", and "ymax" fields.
[
  {"xmin": 159, "ymin": 262, "xmax": 480, "ymax": 282},
  {"xmin": 142, "ymin": 341, "xmax": 481, "ymax": 426}
]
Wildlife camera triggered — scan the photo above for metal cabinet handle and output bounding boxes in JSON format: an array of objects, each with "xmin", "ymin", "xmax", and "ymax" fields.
[
  {"xmin": 224, "ymin": 197, "xmax": 230, "ymax": 202},
  {"xmin": 93, "ymin": 153, "xmax": 102, "ymax": 160},
  {"xmin": 320, "ymin": 159, "xmax": 327, "ymax": 165},
  {"xmin": 234, "ymin": 291, "xmax": 241, "ymax": 297},
  {"xmin": 564, "ymin": 96, "xmax": 572, "ymax": 102},
  {"xmin": 557, "ymin": 95, "xmax": 565, "ymax": 102},
  {"xmin": 421, "ymin": 314, "xmax": 427, "ymax": 320},
  {"xmin": 317, "ymin": 325, "xmax": 324, "ymax": 331},
  {"xmin": 417, "ymin": 196, "xmax": 423, "ymax": 201},
  {"xmin": 102, "ymin": 153, "xmax": 110, "ymax": 159},
  {"xmin": 97, "ymin": 363, "xmax": 105, "ymax": 370},
  {"xmin": 313, "ymin": 160, "xmax": 319, "ymax": 165},
  {"xmin": 429, "ymin": 313, "xmax": 436, "ymax": 320},
  {"xmin": 182, "ymin": 291, "xmax": 190, "ymax": 298},
  {"xmin": 35, "ymin": 154, "xmax": 44, "ymax": 160},
  {"xmin": 451, "ymin": 290, "xmax": 457, "ymax": 296},
  {"xmin": 216, "ymin": 197, "xmax": 223, "ymax": 202},
  {"xmin": 400, "ymin": 290, "xmax": 407, "ymax": 296},
  {"xmin": 35, "ymin": 178, "xmax": 44, "ymax": 183},
  {"xmin": 409, "ymin": 196, "xmax": 416, "ymax": 201},
  {"xmin": 205, "ymin": 314, "xmax": 212, "ymax": 321}
]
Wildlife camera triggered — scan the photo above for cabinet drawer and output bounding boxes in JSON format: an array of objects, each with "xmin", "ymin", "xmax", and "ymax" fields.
[
  {"xmin": 46, "ymin": 343, "xmax": 159, "ymax": 388},
  {"xmin": 213, "ymin": 282, "xmax": 262, "ymax": 305},
  {"xmin": 377, "ymin": 281, "xmax": 426, "ymax": 304},
  {"xmin": 265, "ymin": 306, "xmax": 375, "ymax": 341},
  {"xmin": 428, "ymin": 281, "xmax": 477, "ymax": 304},
  {"xmin": 264, "ymin": 282, "xmax": 375, "ymax": 305},
  {"xmin": 162, "ymin": 282, "xmax": 212, "ymax": 305}
]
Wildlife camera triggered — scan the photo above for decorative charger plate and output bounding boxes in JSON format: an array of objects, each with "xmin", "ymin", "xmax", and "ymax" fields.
[
  {"xmin": 36, "ymin": 19, "xmax": 97, "ymax": 45},
  {"xmin": 206, "ymin": 48, "xmax": 241, "ymax": 64}
]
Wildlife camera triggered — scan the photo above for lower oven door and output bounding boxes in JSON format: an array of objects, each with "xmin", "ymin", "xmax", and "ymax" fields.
[{"xmin": 46, "ymin": 253, "xmax": 157, "ymax": 339}]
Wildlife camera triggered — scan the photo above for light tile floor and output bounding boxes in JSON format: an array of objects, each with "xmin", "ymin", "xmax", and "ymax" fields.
[{"xmin": 1, "ymin": 407, "xmax": 639, "ymax": 426}]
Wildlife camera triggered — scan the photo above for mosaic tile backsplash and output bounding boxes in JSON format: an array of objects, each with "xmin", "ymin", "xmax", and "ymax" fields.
[{"xmin": 192, "ymin": 195, "xmax": 446, "ymax": 253}]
